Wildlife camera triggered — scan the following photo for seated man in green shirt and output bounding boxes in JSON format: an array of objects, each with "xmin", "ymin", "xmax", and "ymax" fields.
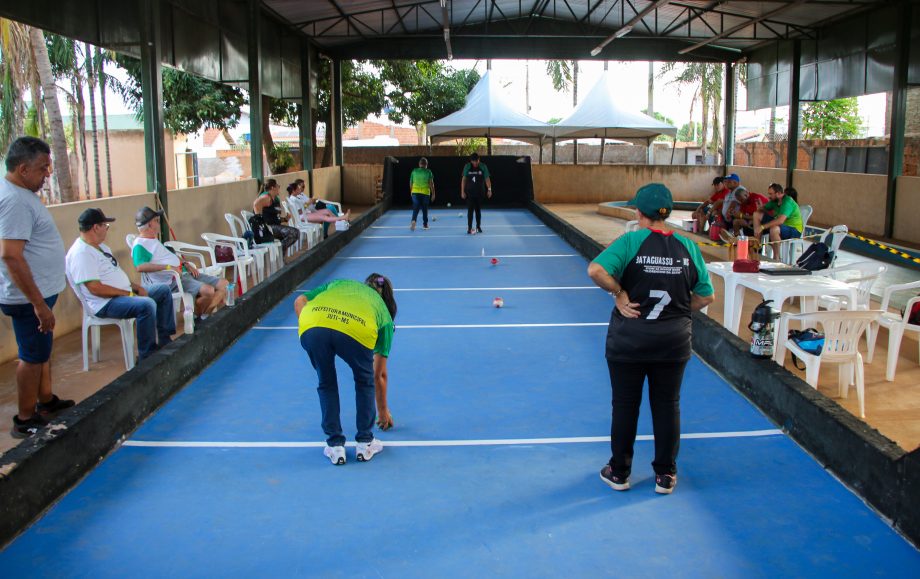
[{"xmin": 754, "ymin": 183, "xmax": 802, "ymax": 243}]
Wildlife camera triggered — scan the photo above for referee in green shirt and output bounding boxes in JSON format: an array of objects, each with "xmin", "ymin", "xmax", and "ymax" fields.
[{"xmin": 409, "ymin": 158, "xmax": 435, "ymax": 231}]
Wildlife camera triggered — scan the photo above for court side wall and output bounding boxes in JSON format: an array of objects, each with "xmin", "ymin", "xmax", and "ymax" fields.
[
  {"xmin": 531, "ymin": 165, "xmax": 719, "ymax": 203},
  {"xmin": 893, "ymin": 176, "xmax": 920, "ymax": 244},
  {"xmin": 792, "ymin": 170, "xmax": 887, "ymax": 237}
]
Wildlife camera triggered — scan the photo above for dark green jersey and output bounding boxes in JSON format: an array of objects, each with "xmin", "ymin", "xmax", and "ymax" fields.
[{"xmin": 592, "ymin": 229, "xmax": 713, "ymax": 362}]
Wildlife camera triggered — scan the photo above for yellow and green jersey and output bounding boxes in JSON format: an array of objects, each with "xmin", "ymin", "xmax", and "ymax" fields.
[
  {"xmin": 409, "ymin": 168, "xmax": 433, "ymax": 195},
  {"xmin": 298, "ymin": 279, "xmax": 394, "ymax": 356}
]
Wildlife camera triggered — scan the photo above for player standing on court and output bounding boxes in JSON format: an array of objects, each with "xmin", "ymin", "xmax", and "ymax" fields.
[
  {"xmin": 460, "ymin": 152, "xmax": 492, "ymax": 235},
  {"xmin": 294, "ymin": 274, "xmax": 397, "ymax": 465},
  {"xmin": 588, "ymin": 183, "xmax": 714, "ymax": 494},
  {"xmin": 409, "ymin": 157, "xmax": 435, "ymax": 231}
]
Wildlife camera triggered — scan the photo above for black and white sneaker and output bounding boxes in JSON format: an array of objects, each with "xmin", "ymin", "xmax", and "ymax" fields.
[
  {"xmin": 11, "ymin": 414, "xmax": 47, "ymax": 439},
  {"xmin": 476, "ymin": 226, "xmax": 483, "ymax": 234},
  {"xmin": 356, "ymin": 438, "xmax": 383, "ymax": 462},
  {"xmin": 655, "ymin": 474, "xmax": 677, "ymax": 494},
  {"xmin": 36, "ymin": 394, "xmax": 75, "ymax": 417},
  {"xmin": 600, "ymin": 465, "xmax": 630, "ymax": 491},
  {"xmin": 323, "ymin": 445, "xmax": 346, "ymax": 465}
]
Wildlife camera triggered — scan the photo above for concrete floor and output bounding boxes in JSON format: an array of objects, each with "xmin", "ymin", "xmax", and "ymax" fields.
[{"xmin": 1, "ymin": 203, "xmax": 918, "ymax": 455}]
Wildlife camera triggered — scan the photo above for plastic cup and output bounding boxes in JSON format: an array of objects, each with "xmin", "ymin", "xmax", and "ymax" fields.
[
  {"xmin": 226, "ymin": 283, "xmax": 236, "ymax": 306},
  {"xmin": 737, "ymin": 238, "xmax": 749, "ymax": 260}
]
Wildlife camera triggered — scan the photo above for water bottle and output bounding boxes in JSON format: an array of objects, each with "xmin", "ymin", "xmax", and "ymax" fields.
[{"xmin": 748, "ymin": 300, "xmax": 778, "ymax": 359}]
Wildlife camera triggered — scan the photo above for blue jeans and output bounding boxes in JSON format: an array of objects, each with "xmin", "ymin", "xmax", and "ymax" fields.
[
  {"xmin": 777, "ymin": 224, "xmax": 802, "ymax": 240},
  {"xmin": 0, "ymin": 295, "xmax": 58, "ymax": 363},
  {"xmin": 411, "ymin": 193, "xmax": 430, "ymax": 226},
  {"xmin": 300, "ymin": 327, "xmax": 376, "ymax": 446},
  {"xmin": 96, "ymin": 284, "xmax": 175, "ymax": 359}
]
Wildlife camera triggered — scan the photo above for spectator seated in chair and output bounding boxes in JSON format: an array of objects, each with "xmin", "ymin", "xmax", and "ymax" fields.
[
  {"xmin": 725, "ymin": 188, "xmax": 768, "ymax": 239},
  {"xmin": 754, "ymin": 183, "xmax": 803, "ymax": 243},
  {"xmin": 65, "ymin": 208, "xmax": 175, "ymax": 360},
  {"xmin": 304, "ymin": 191, "xmax": 351, "ymax": 239},
  {"xmin": 253, "ymin": 178, "xmax": 301, "ymax": 255},
  {"xmin": 691, "ymin": 176, "xmax": 730, "ymax": 233},
  {"xmin": 286, "ymin": 179, "xmax": 308, "ymax": 218},
  {"xmin": 132, "ymin": 206, "xmax": 227, "ymax": 320}
]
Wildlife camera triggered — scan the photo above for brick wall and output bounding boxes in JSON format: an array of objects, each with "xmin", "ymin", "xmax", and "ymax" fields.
[{"xmin": 734, "ymin": 137, "xmax": 920, "ymax": 176}]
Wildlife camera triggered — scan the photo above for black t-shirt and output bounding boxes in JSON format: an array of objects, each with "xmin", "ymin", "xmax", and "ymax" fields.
[
  {"xmin": 462, "ymin": 162, "xmax": 489, "ymax": 197},
  {"xmin": 592, "ymin": 229, "xmax": 714, "ymax": 362}
]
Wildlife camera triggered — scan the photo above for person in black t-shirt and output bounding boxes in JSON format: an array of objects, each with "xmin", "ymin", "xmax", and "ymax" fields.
[
  {"xmin": 588, "ymin": 183, "xmax": 715, "ymax": 495},
  {"xmin": 459, "ymin": 153, "xmax": 492, "ymax": 234}
]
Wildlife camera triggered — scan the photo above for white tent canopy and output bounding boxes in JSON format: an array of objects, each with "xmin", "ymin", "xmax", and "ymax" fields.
[
  {"xmin": 552, "ymin": 72, "xmax": 677, "ymax": 141},
  {"xmin": 427, "ymin": 71, "xmax": 550, "ymax": 144}
]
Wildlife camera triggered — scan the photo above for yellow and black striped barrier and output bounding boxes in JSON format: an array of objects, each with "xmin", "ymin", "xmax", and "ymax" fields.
[{"xmin": 848, "ymin": 233, "xmax": 920, "ymax": 266}]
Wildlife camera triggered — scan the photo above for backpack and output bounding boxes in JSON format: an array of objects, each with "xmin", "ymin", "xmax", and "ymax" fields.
[
  {"xmin": 248, "ymin": 214, "xmax": 274, "ymax": 244},
  {"xmin": 796, "ymin": 241, "xmax": 832, "ymax": 271},
  {"xmin": 907, "ymin": 300, "xmax": 920, "ymax": 325},
  {"xmin": 788, "ymin": 327, "xmax": 825, "ymax": 370}
]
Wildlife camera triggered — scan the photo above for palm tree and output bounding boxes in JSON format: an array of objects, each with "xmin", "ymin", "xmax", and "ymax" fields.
[
  {"xmin": 84, "ymin": 42, "xmax": 102, "ymax": 197},
  {"xmin": 0, "ymin": 19, "xmax": 30, "ymax": 155},
  {"xmin": 545, "ymin": 60, "xmax": 579, "ymax": 163},
  {"xmin": 659, "ymin": 62, "xmax": 723, "ymax": 162},
  {"xmin": 27, "ymin": 26, "xmax": 75, "ymax": 202},
  {"xmin": 96, "ymin": 46, "xmax": 113, "ymax": 196}
]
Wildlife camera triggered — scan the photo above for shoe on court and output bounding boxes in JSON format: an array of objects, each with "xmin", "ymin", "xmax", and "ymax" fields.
[
  {"xmin": 356, "ymin": 438, "xmax": 383, "ymax": 462},
  {"xmin": 409, "ymin": 220, "xmax": 416, "ymax": 231},
  {"xmin": 324, "ymin": 445, "xmax": 346, "ymax": 465},
  {"xmin": 476, "ymin": 226, "xmax": 483, "ymax": 234},
  {"xmin": 467, "ymin": 229, "xmax": 474, "ymax": 235},
  {"xmin": 599, "ymin": 464, "xmax": 630, "ymax": 491},
  {"xmin": 35, "ymin": 394, "xmax": 75, "ymax": 417},
  {"xmin": 11, "ymin": 414, "xmax": 47, "ymax": 439},
  {"xmin": 422, "ymin": 224, "xmax": 429, "ymax": 230},
  {"xmin": 655, "ymin": 474, "xmax": 677, "ymax": 494}
]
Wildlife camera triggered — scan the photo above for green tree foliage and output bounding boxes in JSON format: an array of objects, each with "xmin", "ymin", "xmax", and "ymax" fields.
[
  {"xmin": 374, "ymin": 60, "xmax": 479, "ymax": 141},
  {"xmin": 658, "ymin": 62, "xmax": 723, "ymax": 156},
  {"xmin": 110, "ymin": 54, "xmax": 246, "ymax": 134},
  {"xmin": 676, "ymin": 122, "xmax": 700, "ymax": 144},
  {"xmin": 800, "ymin": 98, "xmax": 862, "ymax": 139},
  {"xmin": 641, "ymin": 109, "xmax": 676, "ymax": 142}
]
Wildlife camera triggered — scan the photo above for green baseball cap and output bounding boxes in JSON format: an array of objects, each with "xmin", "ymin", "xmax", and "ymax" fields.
[{"xmin": 629, "ymin": 183, "xmax": 673, "ymax": 218}]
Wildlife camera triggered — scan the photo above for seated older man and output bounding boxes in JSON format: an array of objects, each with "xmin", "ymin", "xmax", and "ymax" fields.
[
  {"xmin": 132, "ymin": 206, "xmax": 227, "ymax": 319},
  {"xmin": 66, "ymin": 208, "xmax": 175, "ymax": 360}
]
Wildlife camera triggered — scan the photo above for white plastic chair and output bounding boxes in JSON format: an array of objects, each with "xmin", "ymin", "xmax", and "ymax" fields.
[
  {"xmin": 783, "ymin": 204, "xmax": 813, "ymax": 263},
  {"xmin": 164, "ymin": 241, "xmax": 225, "ymax": 278},
  {"xmin": 241, "ymin": 210, "xmax": 283, "ymax": 272},
  {"xmin": 817, "ymin": 225, "xmax": 849, "ymax": 268},
  {"xmin": 200, "ymin": 233, "xmax": 257, "ymax": 292},
  {"xmin": 225, "ymin": 213, "xmax": 273, "ymax": 279},
  {"xmin": 126, "ymin": 234, "xmax": 196, "ymax": 335},
  {"xmin": 284, "ymin": 198, "xmax": 322, "ymax": 249},
  {"xmin": 624, "ymin": 220, "xmax": 639, "ymax": 233},
  {"xmin": 815, "ymin": 262, "xmax": 886, "ymax": 310},
  {"xmin": 66, "ymin": 275, "xmax": 136, "ymax": 371},
  {"xmin": 777, "ymin": 310, "xmax": 882, "ymax": 418},
  {"xmin": 866, "ymin": 280, "xmax": 920, "ymax": 381},
  {"xmin": 317, "ymin": 199, "xmax": 343, "ymax": 214}
]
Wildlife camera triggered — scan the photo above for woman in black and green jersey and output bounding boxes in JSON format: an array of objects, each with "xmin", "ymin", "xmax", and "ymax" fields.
[
  {"xmin": 294, "ymin": 273, "xmax": 397, "ymax": 465},
  {"xmin": 409, "ymin": 157, "xmax": 435, "ymax": 230},
  {"xmin": 588, "ymin": 183, "xmax": 715, "ymax": 495}
]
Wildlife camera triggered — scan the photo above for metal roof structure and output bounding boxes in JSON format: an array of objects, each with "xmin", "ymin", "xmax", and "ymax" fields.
[{"xmin": 264, "ymin": 0, "xmax": 889, "ymax": 61}]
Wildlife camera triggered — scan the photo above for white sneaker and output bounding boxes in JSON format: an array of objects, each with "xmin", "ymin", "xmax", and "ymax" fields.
[
  {"xmin": 323, "ymin": 445, "xmax": 346, "ymax": 465},
  {"xmin": 355, "ymin": 438, "xmax": 383, "ymax": 462},
  {"xmin": 410, "ymin": 220, "xmax": 416, "ymax": 231}
]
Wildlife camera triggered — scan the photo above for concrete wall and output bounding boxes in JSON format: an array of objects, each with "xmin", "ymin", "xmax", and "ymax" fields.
[
  {"xmin": 312, "ymin": 166, "xmax": 342, "ymax": 203},
  {"xmin": 894, "ymin": 176, "xmax": 920, "ymax": 244},
  {"xmin": 73, "ymin": 130, "xmax": 178, "ymax": 197},
  {"xmin": 532, "ymin": 164, "xmax": 721, "ymax": 204},
  {"xmin": 792, "ymin": 170, "xmax": 888, "ymax": 236},
  {"xmin": 726, "ymin": 165, "xmax": 785, "ymax": 196}
]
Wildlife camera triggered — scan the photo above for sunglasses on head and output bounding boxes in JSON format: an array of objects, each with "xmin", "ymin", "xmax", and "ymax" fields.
[{"xmin": 101, "ymin": 250, "xmax": 118, "ymax": 267}]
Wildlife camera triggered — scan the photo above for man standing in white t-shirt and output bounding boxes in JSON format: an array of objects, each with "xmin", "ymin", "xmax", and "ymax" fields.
[
  {"xmin": 65, "ymin": 208, "xmax": 175, "ymax": 360},
  {"xmin": 132, "ymin": 206, "xmax": 227, "ymax": 318},
  {"xmin": 0, "ymin": 137, "xmax": 74, "ymax": 438}
]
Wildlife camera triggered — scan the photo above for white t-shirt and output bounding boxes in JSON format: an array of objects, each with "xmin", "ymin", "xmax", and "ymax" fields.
[
  {"xmin": 66, "ymin": 238, "xmax": 131, "ymax": 314},
  {"xmin": 131, "ymin": 236, "xmax": 180, "ymax": 286},
  {"xmin": 288, "ymin": 194, "xmax": 307, "ymax": 217}
]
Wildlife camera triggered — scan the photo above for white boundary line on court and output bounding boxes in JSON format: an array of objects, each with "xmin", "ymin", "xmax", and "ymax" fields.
[
  {"xmin": 123, "ymin": 429, "xmax": 784, "ymax": 448},
  {"xmin": 253, "ymin": 323, "xmax": 608, "ymax": 330},
  {"xmin": 371, "ymin": 224, "xmax": 548, "ymax": 229},
  {"xmin": 337, "ymin": 254, "xmax": 579, "ymax": 260},
  {"xmin": 364, "ymin": 234, "xmax": 557, "ymax": 239}
]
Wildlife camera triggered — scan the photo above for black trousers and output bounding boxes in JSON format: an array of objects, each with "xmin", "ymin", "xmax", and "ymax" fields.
[
  {"xmin": 606, "ymin": 359, "xmax": 688, "ymax": 477},
  {"xmin": 466, "ymin": 194, "xmax": 483, "ymax": 230}
]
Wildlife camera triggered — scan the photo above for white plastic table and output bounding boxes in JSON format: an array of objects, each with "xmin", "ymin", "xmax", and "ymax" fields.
[{"xmin": 706, "ymin": 262, "xmax": 858, "ymax": 359}]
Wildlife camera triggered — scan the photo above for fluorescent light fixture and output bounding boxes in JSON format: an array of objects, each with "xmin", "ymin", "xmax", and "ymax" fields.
[{"xmin": 590, "ymin": 25, "xmax": 632, "ymax": 57}]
